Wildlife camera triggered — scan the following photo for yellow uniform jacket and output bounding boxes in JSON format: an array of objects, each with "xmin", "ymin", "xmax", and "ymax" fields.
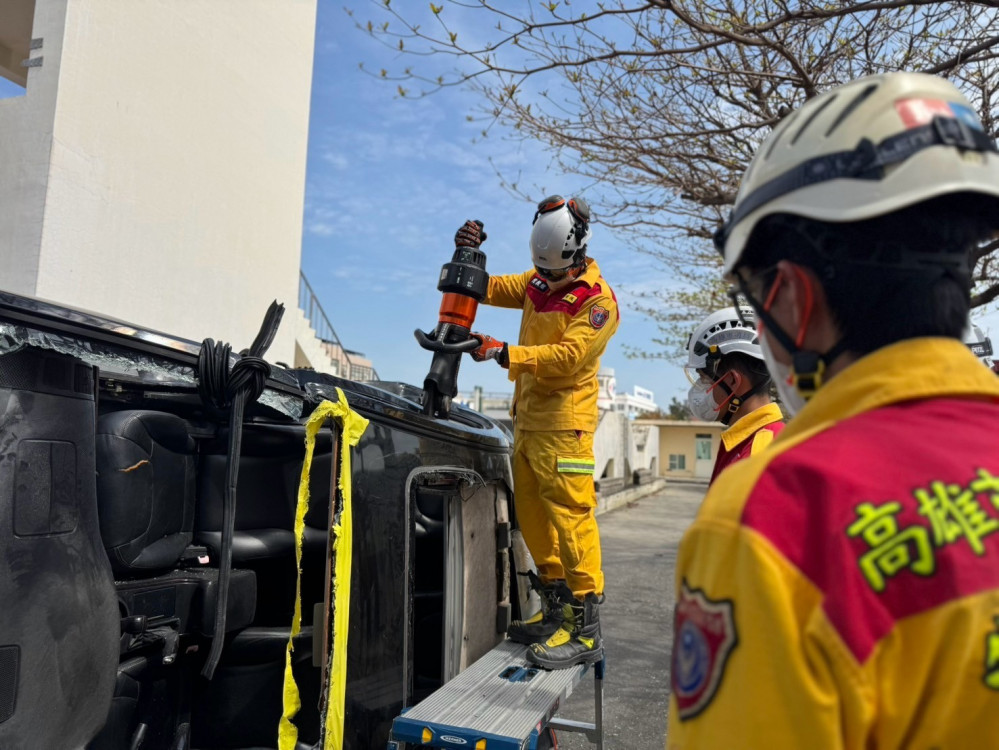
[
  {"xmin": 486, "ymin": 259, "xmax": 619, "ymax": 432},
  {"xmin": 668, "ymin": 338, "xmax": 999, "ymax": 749}
]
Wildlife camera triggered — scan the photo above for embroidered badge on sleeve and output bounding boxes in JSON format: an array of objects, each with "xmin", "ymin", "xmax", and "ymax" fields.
[
  {"xmin": 589, "ymin": 305, "xmax": 609, "ymax": 329},
  {"xmin": 672, "ymin": 580, "xmax": 738, "ymax": 720}
]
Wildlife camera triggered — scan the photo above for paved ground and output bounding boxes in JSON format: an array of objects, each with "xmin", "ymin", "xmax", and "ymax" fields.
[{"xmin": 553, "ymin": 481, "xmax": 706, "ymax": 749}]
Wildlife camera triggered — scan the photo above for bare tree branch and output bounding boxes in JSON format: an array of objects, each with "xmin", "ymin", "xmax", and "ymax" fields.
[{"xmin": 357, "ymin": 0, "xmax": 999, "ymax": 357}]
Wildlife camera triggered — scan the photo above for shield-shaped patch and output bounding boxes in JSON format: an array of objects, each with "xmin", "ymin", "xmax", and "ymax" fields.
[
  {"xmin": 589, "ymin": 305, "xmax": 609, "ymax": 329},
  {"xmin": 671, "ymin": 580, "xmax": 738, "ymax": 720}
]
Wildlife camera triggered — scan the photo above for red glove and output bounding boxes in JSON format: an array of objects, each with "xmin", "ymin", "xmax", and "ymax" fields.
[{"xmin": 470, "ymin": 333, "xmax": 509, "ymax": 366}]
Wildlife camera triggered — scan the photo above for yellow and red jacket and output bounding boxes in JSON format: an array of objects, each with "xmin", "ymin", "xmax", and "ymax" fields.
[
  {"xmin": 668, "ymin": 338, "xmax": 999, "ymax": 749},
  {"xmin": 710, "ymin": 402, "xmax": 785, "ymax": 483},
  {"xmin": 485, "ymin": 259, "xmax": 619, "ymax": 432}
]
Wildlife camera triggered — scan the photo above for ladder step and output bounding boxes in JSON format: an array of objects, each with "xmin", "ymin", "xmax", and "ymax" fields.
[{"xmin": 390, "ymin": 640, "xmax": 591, "ymax": 748}]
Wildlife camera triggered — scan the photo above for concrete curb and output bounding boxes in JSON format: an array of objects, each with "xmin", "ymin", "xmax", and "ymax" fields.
[
  {"xmin": 662, "ymin": 476, "xmax": 710, "ymax": 486},
  {"xmin": 596, "ymin": 478, "xmax": 669, "ymax": 516}
]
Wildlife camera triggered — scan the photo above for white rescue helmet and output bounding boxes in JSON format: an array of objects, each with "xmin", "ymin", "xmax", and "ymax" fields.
[
  {"xmin": 530, "ymin": 195, "xmax": 593, "ymax": 271},
  {"xmin": 684, "ymin": 306, "xmax": 762, "ymax": 382},
  {"xmin": 716, "ymin": 72, "xmax": 999, "ymax": 276}
]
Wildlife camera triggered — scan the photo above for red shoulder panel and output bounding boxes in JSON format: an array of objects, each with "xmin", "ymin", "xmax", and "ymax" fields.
[
  {"xmin": 526, "ymin": 276, "xmax": 604, "ymax": 316},
  {"xmin": 741, "ymin": 398, "xmax": 999, "ymax": 662}
]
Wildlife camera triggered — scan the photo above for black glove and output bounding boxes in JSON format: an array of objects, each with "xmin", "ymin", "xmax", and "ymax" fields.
[{"xmin": 455, "ymin": 219, "xmax": 486, "ymax": 250}]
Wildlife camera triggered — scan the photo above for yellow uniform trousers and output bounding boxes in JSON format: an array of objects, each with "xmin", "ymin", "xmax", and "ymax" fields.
[{"xmin": 512, "ymin": 428, "xmax": 603, "ymax": 597}]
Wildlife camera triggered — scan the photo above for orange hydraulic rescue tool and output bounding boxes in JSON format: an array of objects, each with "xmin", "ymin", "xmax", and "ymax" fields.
[{"xmin": 414, "ymin": 221, "xmax": 489, "ymax": 419}]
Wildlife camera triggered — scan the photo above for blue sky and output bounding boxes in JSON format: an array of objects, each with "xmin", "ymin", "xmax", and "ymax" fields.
[
  {"xmin": 302, "ymin": 3, "xmax": 684, "ymax": 406},
  {"xmin": 0, "ymin": 78, "xmax": 22, "ymax": 97}
]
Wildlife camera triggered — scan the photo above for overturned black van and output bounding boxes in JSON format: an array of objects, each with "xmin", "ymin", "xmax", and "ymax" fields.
[{"xmin": 0, "ymin": 290, "xmax": 520, "ymax": 750}]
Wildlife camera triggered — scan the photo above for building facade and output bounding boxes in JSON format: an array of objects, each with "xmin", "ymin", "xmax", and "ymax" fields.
[
  {"xmin": 638, "ymin": 419, "xmax": 725, "ymax": 480},
  {"xmin": 0, "ymin": 0, "xmax": 319, "ymax": 367},
  {"xmin": 612, "ymin": 384, "xmax": 659, "ymax": 419}
]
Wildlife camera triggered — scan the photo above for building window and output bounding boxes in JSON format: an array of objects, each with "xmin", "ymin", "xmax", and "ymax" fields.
[
  {"xmin": 695, "ymin": 434, "xmax": 712, "ymax": 461},
  {"xmin": 669, "ymin": 454, "xmax": 686, "ymax": 471}
]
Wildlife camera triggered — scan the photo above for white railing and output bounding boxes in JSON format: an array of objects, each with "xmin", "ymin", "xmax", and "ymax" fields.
[{"xmin": 298, "ymin": 271, "xmax": 379, "ymax": 382}]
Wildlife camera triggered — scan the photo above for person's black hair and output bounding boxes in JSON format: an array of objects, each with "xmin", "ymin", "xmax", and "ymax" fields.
[
  {"xmin": 719, "ymin": 351, "xmax": 772, "ymax": 390},
  {"xmin": 738, "ymin": 193, "xmax": 998, "ymax": 357}
]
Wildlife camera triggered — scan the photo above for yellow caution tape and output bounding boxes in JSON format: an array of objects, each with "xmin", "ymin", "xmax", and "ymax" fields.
[{"xmin": 278, "ymin": 389, "xmax": 369, "ymax": 750}]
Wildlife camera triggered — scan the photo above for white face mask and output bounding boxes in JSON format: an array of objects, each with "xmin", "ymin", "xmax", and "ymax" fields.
[
  {"xmin": 687, "ymin": 380, "xmax": 719, "ymax": 422},
  {"xmin": 759, "ymin": 332, "xmax": 807, "ymax": 417}
]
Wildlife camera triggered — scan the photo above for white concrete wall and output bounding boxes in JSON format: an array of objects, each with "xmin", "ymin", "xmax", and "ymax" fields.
[
  {"xmin": 4, "ymin": 0, "xmax": 316, "ymax": 364},
  {"xmin": 594, "ymin": 411, "xmax": 624, "ymax": 479},
  {"xmin": 593, "ymin": 411, "xmax": 660, "ymax": 480},
  {"xmin": 0, "ymin": 0, "xmax": 66, "ymax": 295},
  {"xmin": 629, "ymin": 421, "xmax": 660, "ymax": 476}
]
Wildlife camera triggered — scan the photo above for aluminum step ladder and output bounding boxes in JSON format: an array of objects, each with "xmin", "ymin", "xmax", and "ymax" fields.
[{"xmin": 387, "ymin": 639, "xmax": 604, "ymax": 750}]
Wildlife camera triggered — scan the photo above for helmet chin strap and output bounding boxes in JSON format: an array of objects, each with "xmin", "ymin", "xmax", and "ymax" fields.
[
  {"xmin": 714, "ymin": 373, "xmax": 770, "ymax": 426},
  {"xmin": 750, "ymin": 302, "xmax": 848, "ymax": 400},
  {"xmin": 737, "ymin": 267, "xmax": 850, "ymax": 400}
]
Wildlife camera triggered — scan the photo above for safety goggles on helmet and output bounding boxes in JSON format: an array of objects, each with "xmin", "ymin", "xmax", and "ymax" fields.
[
  {"xmin": 533, "ymin": 194, "xmax": 590, "ymax": 227},
  {"xmin": 683, "ymin": 366, "xmax": 716, "ymax": 386},
  {"xmin": 534, "ymin": 264, "xmax": 572, "ymax": 282}
]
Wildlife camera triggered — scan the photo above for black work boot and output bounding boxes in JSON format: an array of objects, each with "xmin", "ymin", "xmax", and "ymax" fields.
[
  {"xmin": 507, "ymin": 572, "xmax": 574, "ymax": 645},
  {"xmin": 527, "ymin": 593, "xmax": 603, "ymax": 670}
]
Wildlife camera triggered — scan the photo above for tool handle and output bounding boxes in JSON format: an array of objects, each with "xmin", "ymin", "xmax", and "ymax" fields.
[{"xmin": 414, "ymin": 328, "xmax": 479, "ymax": 353}]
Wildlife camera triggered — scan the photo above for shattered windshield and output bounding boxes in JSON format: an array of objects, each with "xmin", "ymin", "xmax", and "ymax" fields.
[
  {"xmin": 0, "ymin": 322, "xmax": 197, "ymax": 385},
  {"xmin": 0, "ymin": 322, "xmax": 303, "ymax": 419}
]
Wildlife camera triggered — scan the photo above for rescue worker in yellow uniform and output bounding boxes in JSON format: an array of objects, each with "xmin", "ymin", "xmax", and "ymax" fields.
[
  {"xmin": 683, "ymin": 307, "xmax": 784, "ymax": 483},
  {"xmin": 458, "ymin": 195, "xmax": 619, "ymax": 669},
  {"xmin": 668, "ymin": 72, "xmax": 999, "ymax": 747}
]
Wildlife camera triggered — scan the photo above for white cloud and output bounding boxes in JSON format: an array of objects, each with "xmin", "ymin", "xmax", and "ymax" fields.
[
  {"xmin": 321, "ymin": 150, "xmax": 349, "ymax": 169},
  {"xmin": 306, "ymin": 221, "xmax": 337, "ymax": 237}
]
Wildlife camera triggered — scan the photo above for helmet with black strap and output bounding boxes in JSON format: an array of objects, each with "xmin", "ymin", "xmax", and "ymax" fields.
[
  {"xmin": 715, "ymin": 72, "xmax": 999, "ymax": 409},
  {"xmin": 530, "ymin": 195, "xmax": 592, "ymax": 280},
  {"xmin": 685, "ymin": 307, "xmax": 771, "ymax": 424}
]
